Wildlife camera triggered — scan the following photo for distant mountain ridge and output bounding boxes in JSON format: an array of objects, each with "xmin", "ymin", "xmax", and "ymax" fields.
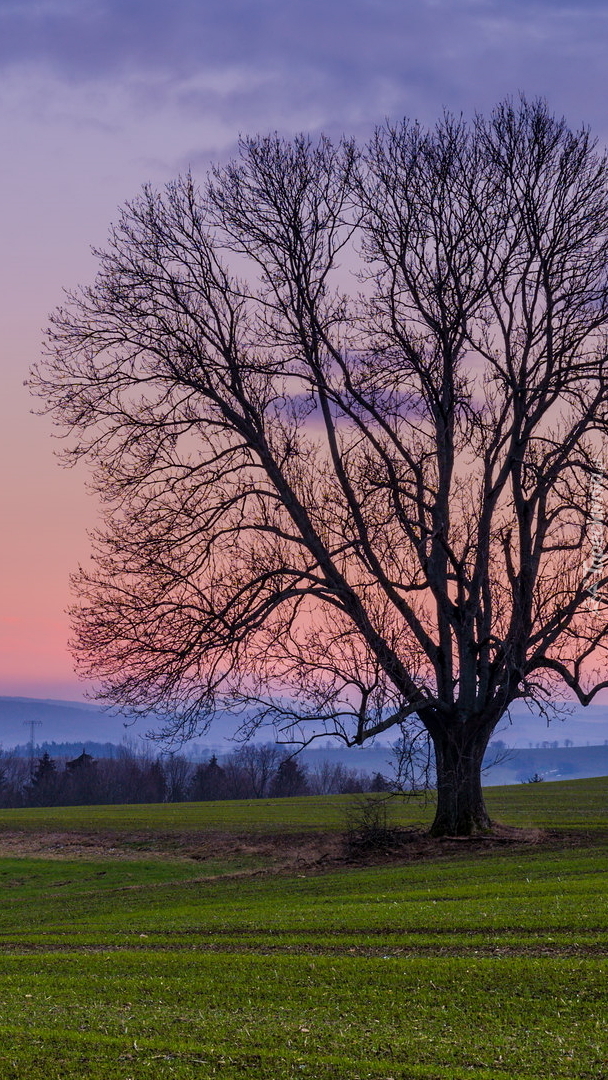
[
  {"xmin": 0, "ymin": 696, "xmax": 242, "ymax": 749},
  {"xmin": 0, "ymin": 697, "xmax": 136, "ymax": 748},
  {"xmin": 1, "ymin": 695, "xmax": 607, "ymax": 752}
]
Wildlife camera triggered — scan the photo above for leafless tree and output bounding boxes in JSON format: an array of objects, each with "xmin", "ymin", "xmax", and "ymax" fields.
[
  {"xmin": 162, "ymin": 751, "xmax": 194, "ymax": 802},
  {"xmin": 0, "ymin": 751, "xmax": 30, "ymax": 808},
  {"xmin": 96, "ymin": 745, "xmax": 166, "ymax": 803},
  {"xmin": 228, "ymin": 743, "xmax": 286, "ymax": 798},
  {"xmin": 388, "ymin": 723, "xmax": 437, "ymax": 796},
  {"xmin": 32, "ymin": 98, "xmax": 608, "ymax": 834},
  {"xmin": 307, "ymin": 759, "xmax": 370, "ymax": 796}
]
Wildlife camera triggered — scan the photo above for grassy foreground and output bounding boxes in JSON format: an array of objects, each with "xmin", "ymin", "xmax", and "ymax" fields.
[{"xmin": 0, "ymin": 780, "xmax": 605, "ymax": 1079}]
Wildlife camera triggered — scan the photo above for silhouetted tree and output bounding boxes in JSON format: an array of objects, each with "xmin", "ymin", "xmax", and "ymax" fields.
[
  {"xmin": 338, "ymin": 773, "xmax": 366, "ymax": 795},
  {"xmin": 269, "ymin": 756, "xmax": 309, "ymax": 797},
  {"xmin": 369, "ymin": 771, "xmax": 391, "ymax": 793},
  {"xmin": 307, "ymin": 760, "xmax": 369, "ymax": 795},
  {"xmin": 227, "ymin": 744, "xmax": 285, "ymax": 798},
  {"xmin": 28, "ymin": 752, "xmax": 61, "ymax": 806},
  {"xmin": 162, "ymin": 752, "xmax": 193, "ymax": 802},
  {"xmin": 96, "ymin": 745, "xmax": 166, "ymax": 803},
  {"xmin": 189, "ymin": 755, "xmax": 228, "ymax": 800},
  {"xmin": 32, "ymin": 98, "xmax": 608, "ymax": 834},
  {"xmin": 0, "ymin": 751, "xmax": 29, "ymax": 808}
]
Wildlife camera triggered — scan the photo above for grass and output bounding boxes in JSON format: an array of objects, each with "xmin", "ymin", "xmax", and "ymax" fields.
[
  {"xmin": 0, "ymin": 779, "xmax": 605, "ymax": 1078},
  {"xmin": 0, "ymin": 773, "xmax": 605, "ymax": 836}
]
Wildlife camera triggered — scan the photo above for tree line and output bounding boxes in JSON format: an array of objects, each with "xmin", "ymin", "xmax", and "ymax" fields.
[{"xmin": 0, "ymin": 743, "xmax": 389, "ymax": 809}]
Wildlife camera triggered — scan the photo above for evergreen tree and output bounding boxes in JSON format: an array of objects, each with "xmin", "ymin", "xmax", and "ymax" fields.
[
  {"xmin": 270, "ymin": 757, "xmax": 309, "ymax": 797},
  {"xmin": 29, "ymin": 752, "xmax": 61, "ymax": 806},
  {"xmin": 190, "ymin": 755, "xmax": 228, "ymax": 800}
]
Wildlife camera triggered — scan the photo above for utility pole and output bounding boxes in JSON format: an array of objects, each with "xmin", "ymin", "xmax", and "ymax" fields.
[{"xmin": 23, "ymin": 720, "xmax": 42, "ymax": 779}]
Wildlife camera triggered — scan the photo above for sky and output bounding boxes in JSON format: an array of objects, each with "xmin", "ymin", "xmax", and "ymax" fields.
[{"xmin": 3, "ymin": 0, "xmax": 608, "ymax": 701}]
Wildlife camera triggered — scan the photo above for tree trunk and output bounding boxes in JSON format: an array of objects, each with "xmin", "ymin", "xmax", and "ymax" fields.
[{"xmin": 429, "ymin": 724, "xmax": 492, "ymax": 837}]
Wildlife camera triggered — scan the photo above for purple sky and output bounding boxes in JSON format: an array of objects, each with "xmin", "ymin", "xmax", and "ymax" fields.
[{"xmin": 2, "ymin": 0, "xmax": 608, "ymax": 700}]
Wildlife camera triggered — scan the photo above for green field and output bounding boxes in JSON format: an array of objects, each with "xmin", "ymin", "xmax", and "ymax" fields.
[{"xmin": 0, "ymin": 779, "xmax": 606, "ymax": 1078}]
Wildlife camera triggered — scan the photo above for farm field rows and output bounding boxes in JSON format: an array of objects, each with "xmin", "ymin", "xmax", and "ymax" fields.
[{"xmin": 0, "ymin": 779, "xmax": 605, "ymax": 1079}]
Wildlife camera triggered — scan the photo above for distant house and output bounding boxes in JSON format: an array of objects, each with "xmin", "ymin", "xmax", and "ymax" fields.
[{"xmin": 66, "ymin": 749, "xmax": 95, "ymax": 772}]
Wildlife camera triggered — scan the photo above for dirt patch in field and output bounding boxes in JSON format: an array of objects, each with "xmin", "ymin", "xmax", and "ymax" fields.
[
  {"xmin": 0, "ymin": 827, "xmax": 344, "ymax": 867},
  {"xmin": 0, "ymin": 821, "xmax": 581, "ymax": 875}
]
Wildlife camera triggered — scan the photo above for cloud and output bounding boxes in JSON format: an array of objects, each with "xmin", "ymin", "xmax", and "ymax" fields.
[
  {"xmin": 2, "ymin": 0, "xmax": 608, "ymax": 198},
  {"xmin": 3, "ymin": 0, "xmax": 608, "ymax": 142},
  {"xmin": 1, "ymin": 1, "xmax": 607, "ymax": 205}
]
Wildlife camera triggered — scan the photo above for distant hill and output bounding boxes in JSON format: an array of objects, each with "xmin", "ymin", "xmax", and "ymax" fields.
[
  {"xmin": 494, "ymin": 701, "xmax": 608, "ymax": 749},
  {"xmin": 481, "ymin": 744, "xmax": 608, "ymax": 786},
  {"xmin": 299, "ymin": 742, "xmax": 608, "ymax": 787},
  {"xmin": 0, "ymin": 697, "xmax": 138, "ymax": 748},
  {"xmin": 0, "ymin": 696, "xmax": 243, "ymax": 750},
  {"xmin": 1, "ymin": 695, "xmax": 608, "ymax": 762}
]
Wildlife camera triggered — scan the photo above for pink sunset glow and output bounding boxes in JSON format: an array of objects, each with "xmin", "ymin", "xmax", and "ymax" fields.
[{"xmin": 3, "ymin": 0, "xmax": 608, "ymax": 702}]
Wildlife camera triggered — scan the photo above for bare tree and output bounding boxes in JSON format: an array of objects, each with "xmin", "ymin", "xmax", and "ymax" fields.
[
  {"xmin": 307, "ymin": 759, "xmax": 370, "ymax": 796},
  {"xmin": 388, "ymin": 723, "xmax": 437, "ymax": 796},
  {"xmin": 0, "ymin": 751, "xmax": 30, "ymax": 808},
  {"xmin": 229, "ymin": 743, "xmax": 285, "ymax": 799},
  {"xmin": 96, "ymin": 745, "xmax": 166, "ymax": 804},
  {"xmin": 32, "ymin": 99, "xmax": 608, "ymax": 834},
  {"xmin": 162, "ymin": 752, "xmax": 194, "ymax": 802}
]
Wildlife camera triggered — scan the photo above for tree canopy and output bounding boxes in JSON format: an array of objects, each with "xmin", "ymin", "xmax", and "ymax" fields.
[{"xmin": 32, "ymin": 98, "xmax": 608, "ymax": 833}]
